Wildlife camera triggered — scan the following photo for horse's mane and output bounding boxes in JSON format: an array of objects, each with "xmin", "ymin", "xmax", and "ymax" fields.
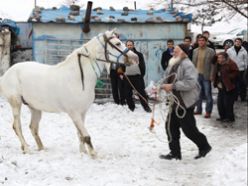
[
  {"xmin": 55, "ymin": 47, "xmax": 84, "ymax": 68},
  {"xmin": 56, "ymin": 36, "xmax": 98, "ymax": 68}
]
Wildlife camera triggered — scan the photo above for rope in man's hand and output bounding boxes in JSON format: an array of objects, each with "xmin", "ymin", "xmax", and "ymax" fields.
[{"xmin": 147, "ymin": 73, "xmax": 186, "ymax": 143}]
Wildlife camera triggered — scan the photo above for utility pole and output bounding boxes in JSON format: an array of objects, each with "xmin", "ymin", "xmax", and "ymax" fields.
[{"xmin": 34, "ymin": 0, "xmax": 37, "ymax": 8}]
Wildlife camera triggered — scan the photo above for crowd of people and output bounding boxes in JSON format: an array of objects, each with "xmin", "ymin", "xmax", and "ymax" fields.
[
  {"xmin": 108, "ymin": 31, "xmax": 247, "ymax": 160},
  {"xmin": 160, "ymin": 32, "xmax": 247, "ymax": 121}
]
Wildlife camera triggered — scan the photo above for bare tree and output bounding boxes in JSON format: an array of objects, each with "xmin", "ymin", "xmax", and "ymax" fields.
[
  {"xmin": 145, "ymin": 0, "xmax": 247, "ymax": 31},
  {"xmin": 174, "ymin": 0, "xmax": 248, "ymax": 19},
  {"xmin": 191, "ymin": 4, "xmax": 223, "ymax": 32},
  {"xmin": 171, "ymin": 0, "xmax": 247, "ymax": 31}
]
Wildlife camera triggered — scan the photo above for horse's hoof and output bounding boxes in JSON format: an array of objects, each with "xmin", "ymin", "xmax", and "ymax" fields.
[
  {"xmin": 79, "ymin": 150, "xmax": 88, "ymax": 156},
  {"xmin": 22, "ymin": 148, "xmax": 30, "ymax": 154},
  {"xmin": 38, "ymin": 147, "xmax": 44, "ymax": 151},
  {"xmin": 21, "ymin": 145, "xmax": 30, "ymax": 154},
  {"xmin": 79, "ymin": 145, "xmax": 87, "ymax": 154},
  {"xmin": 90, "ymin": 151, "xmax": 97, "ymax": 159}
]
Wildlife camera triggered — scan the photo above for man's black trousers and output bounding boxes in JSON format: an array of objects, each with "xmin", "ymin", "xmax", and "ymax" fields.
[{"xmin": 165, "ymin": 107, "xmax": 211, "ymax": 156}]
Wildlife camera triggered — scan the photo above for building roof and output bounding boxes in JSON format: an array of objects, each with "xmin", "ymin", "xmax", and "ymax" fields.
[
  {"xmin": 0, "ymin": 18, "xmax": 20, "ymax": 35},
  {"xmin": 29, "ymin": 6, "xmax": 192, "ymax": 24}
]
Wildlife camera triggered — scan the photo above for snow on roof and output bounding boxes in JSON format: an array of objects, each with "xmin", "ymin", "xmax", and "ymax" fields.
[{"xmin": 28, "ymin": 6, "xmax": 192, "ymax": 24}]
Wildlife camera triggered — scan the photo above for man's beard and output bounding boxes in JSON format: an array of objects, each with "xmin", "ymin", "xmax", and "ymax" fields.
[{"xmin": 168, "ymin": 56, "xmax": 181, "ymax": 67}]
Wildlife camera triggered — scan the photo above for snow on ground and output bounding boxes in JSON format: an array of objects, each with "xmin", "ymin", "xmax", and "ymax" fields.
[{"xmin": 0, "ymin": 96, "xmax": 247, "ymax": 186}]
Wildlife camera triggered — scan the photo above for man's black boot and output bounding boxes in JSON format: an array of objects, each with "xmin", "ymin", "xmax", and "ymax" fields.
[
  {"xmin": 144, "ymin": 106, "xmax": 152, "ymax": 113},
  {"xmin": 195, "ymin": 146, "xmax": 212, "ymax": 159},
  {"xmin": 159, "ymin": 152, "xmax": 182, "ymax": 160}
]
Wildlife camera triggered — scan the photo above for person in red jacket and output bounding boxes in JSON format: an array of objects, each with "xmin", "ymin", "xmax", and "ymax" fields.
[{"xmin": 213, "ymin": 52, "xmax": 239, "ymax": 122}]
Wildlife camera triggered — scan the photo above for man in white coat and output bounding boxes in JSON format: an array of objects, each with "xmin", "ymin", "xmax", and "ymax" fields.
[{"xmin": 227, "ymin": 38, "xmax": 248, "ymax": 101}]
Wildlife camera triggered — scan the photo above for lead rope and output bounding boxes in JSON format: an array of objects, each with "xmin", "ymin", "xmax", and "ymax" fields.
[
  {"xmin": 123, "ymin": 72, "xmax": 186, "ymax": 143},
  {"xmin": 123, "ymin": 74, "xmax": 149, "ymax": 104},
  {"xmin": 149, "ymin": 91, "xmax": 186, "ymax": 143},
  {"xmin": 149, "ymin": 73, "xmax": 186, "ymax": 143}
]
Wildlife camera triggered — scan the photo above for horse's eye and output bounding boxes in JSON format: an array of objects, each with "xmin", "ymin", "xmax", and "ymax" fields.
[{"xmin": 116, "ymin": 42, "xmax": 121, "ymax": 46}]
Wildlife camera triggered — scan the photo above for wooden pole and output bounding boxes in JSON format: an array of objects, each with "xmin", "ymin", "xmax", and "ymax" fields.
[
  {"xmin": 83, "ymin": 1, "xmax": 93, "ymax": 33},
  {"xmin": 171, "ymin": 0, "xmax": 174, "ymax": 9}
]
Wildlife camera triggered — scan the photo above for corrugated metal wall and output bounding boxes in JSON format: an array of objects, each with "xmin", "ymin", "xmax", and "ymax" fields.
[{"xmin": 16, "ymin": 22, "xmax": 32, "ymax": 49}]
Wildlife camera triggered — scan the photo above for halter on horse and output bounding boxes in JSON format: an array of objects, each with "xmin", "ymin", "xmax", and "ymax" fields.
[
  {"xmin": 0, "ymin": 29, "xmax": 138, "ymax": 157},
  {"xmin": 77, "ymin": 33, "xmax": 131, "ymax": 90}
]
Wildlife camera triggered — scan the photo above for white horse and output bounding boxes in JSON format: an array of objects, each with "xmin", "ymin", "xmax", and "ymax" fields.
[{"xmin": 0, "ymin": 29, "xmax": 138, "ymax": 157}]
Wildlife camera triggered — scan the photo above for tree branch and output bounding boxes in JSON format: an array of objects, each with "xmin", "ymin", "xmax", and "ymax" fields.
[
  {"xmin": 222, "ymin": 0, "xmax": 248, "ymax": 18},
  {"xmin": 174, "ymin": 0, "xmax": 248, "ymax": 18}
]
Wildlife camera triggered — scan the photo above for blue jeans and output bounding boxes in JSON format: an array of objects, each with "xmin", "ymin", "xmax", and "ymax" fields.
[{"xmin": 196, "ymin": 74, "xmax": 213, "ymax": 114}]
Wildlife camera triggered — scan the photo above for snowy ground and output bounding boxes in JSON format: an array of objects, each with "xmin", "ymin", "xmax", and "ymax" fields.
[{"xmin": 0, "ymin": 96, "xmax": 247, "ymax": 186}]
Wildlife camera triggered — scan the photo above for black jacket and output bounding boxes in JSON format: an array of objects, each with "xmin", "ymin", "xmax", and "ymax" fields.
[
  {"xmin": 242, "ymin": 41, "xmax": 248, "ymax": 52},
  {"xmin": 133, "ymin": 48, "xmax": 146, "ymax": 77},
  {"xmin": 161, "ymin": 48, "xmax": 173, "ymax": 71},
  {"xmin": 207, "ymin": 40, "xmax": 215, "ymax": 51},
  {"xmin": 188, "ymin": 46, "xmax": 193, "ymax": 60}
]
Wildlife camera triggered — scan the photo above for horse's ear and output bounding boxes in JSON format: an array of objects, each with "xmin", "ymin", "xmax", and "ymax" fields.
[
  {"xmin": 111, "ymin": 28, "xmax": 121, "ymax": 39},
  {"xmin": 105, "ymin": 28, "xmax": 119, "ymax": 38},
  {"xmin": 111, "ymin": 28, "xmax": 117, "ymax": 33},
  {"xmin": 110, "ymin": 28, "xmax": 118, "ymax": 35}
]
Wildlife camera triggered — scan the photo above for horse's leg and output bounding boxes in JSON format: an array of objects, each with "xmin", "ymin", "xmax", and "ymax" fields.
[
  {"xmin": 77, "ymin": 131, "xmax": 87, "ymax": 154},
  {"xmin": 69, "ymin": 113, "xmax": 86, "ymax": 154},
  {"xmin": 29, "ymin": 107, "xmax": 44, "ymax": 151},
  {"xmin": 9, "ymin": 98, "xmax": 29, "ymax": 153},
  {"xmin": 80, "ymin": 113, "xmax": 97, "ymax": 157},
  {"xmin": 70, "ymin": 113, "xmax": 96, "ymax": 157}
]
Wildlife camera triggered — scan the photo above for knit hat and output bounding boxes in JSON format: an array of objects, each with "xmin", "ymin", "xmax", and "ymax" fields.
[{"xmin": 178, "ymin": 44, "xmax": 189, "ymax": 55}]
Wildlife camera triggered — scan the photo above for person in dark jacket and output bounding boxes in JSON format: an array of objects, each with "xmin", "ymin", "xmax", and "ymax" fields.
[
  {"xmin": 242, "ymin": 41, "xmax": 248, "ymax": 52},
  {"xmin": 202, "ymin": 31, "xmax": 215, "ymax": 51},
  {"xmin": 109, "ymin": 63, "xmax": 126, "ymax": 105},
  {"xmin": 158, "ymin": 44, "xmax": 211, "ymax": 160},
  {"xmin": 160, "ymin": 39, "xmax": 174, "ymax": 71},
  {"xmin": 192, "ymin": 34, "xmax": 202, "ymax": 50},
  {"xmin": 124, "ymin": 40, "xmax": 151, "ymax": 113},
  {"xmin": 183, "ymin": 36, "xmax": 193, "ymax": 60},
  {"xmin": 213, "ymin": 52, "xmax": 239, "ymax": 122}
]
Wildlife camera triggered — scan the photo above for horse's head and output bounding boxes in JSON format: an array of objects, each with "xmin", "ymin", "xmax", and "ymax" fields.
[{"xmin": 96, "ymin": 29, "xmax": 139, "ymax": 68}]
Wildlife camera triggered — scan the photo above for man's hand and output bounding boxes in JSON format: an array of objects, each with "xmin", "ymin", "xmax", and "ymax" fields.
[
  {"xmin": 117, "ymin": 67, "xmax": 124, "ymax": 75},
  {"xmin": 161, "ymin": 84, "xmax": 173, "ymax": 92}
]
